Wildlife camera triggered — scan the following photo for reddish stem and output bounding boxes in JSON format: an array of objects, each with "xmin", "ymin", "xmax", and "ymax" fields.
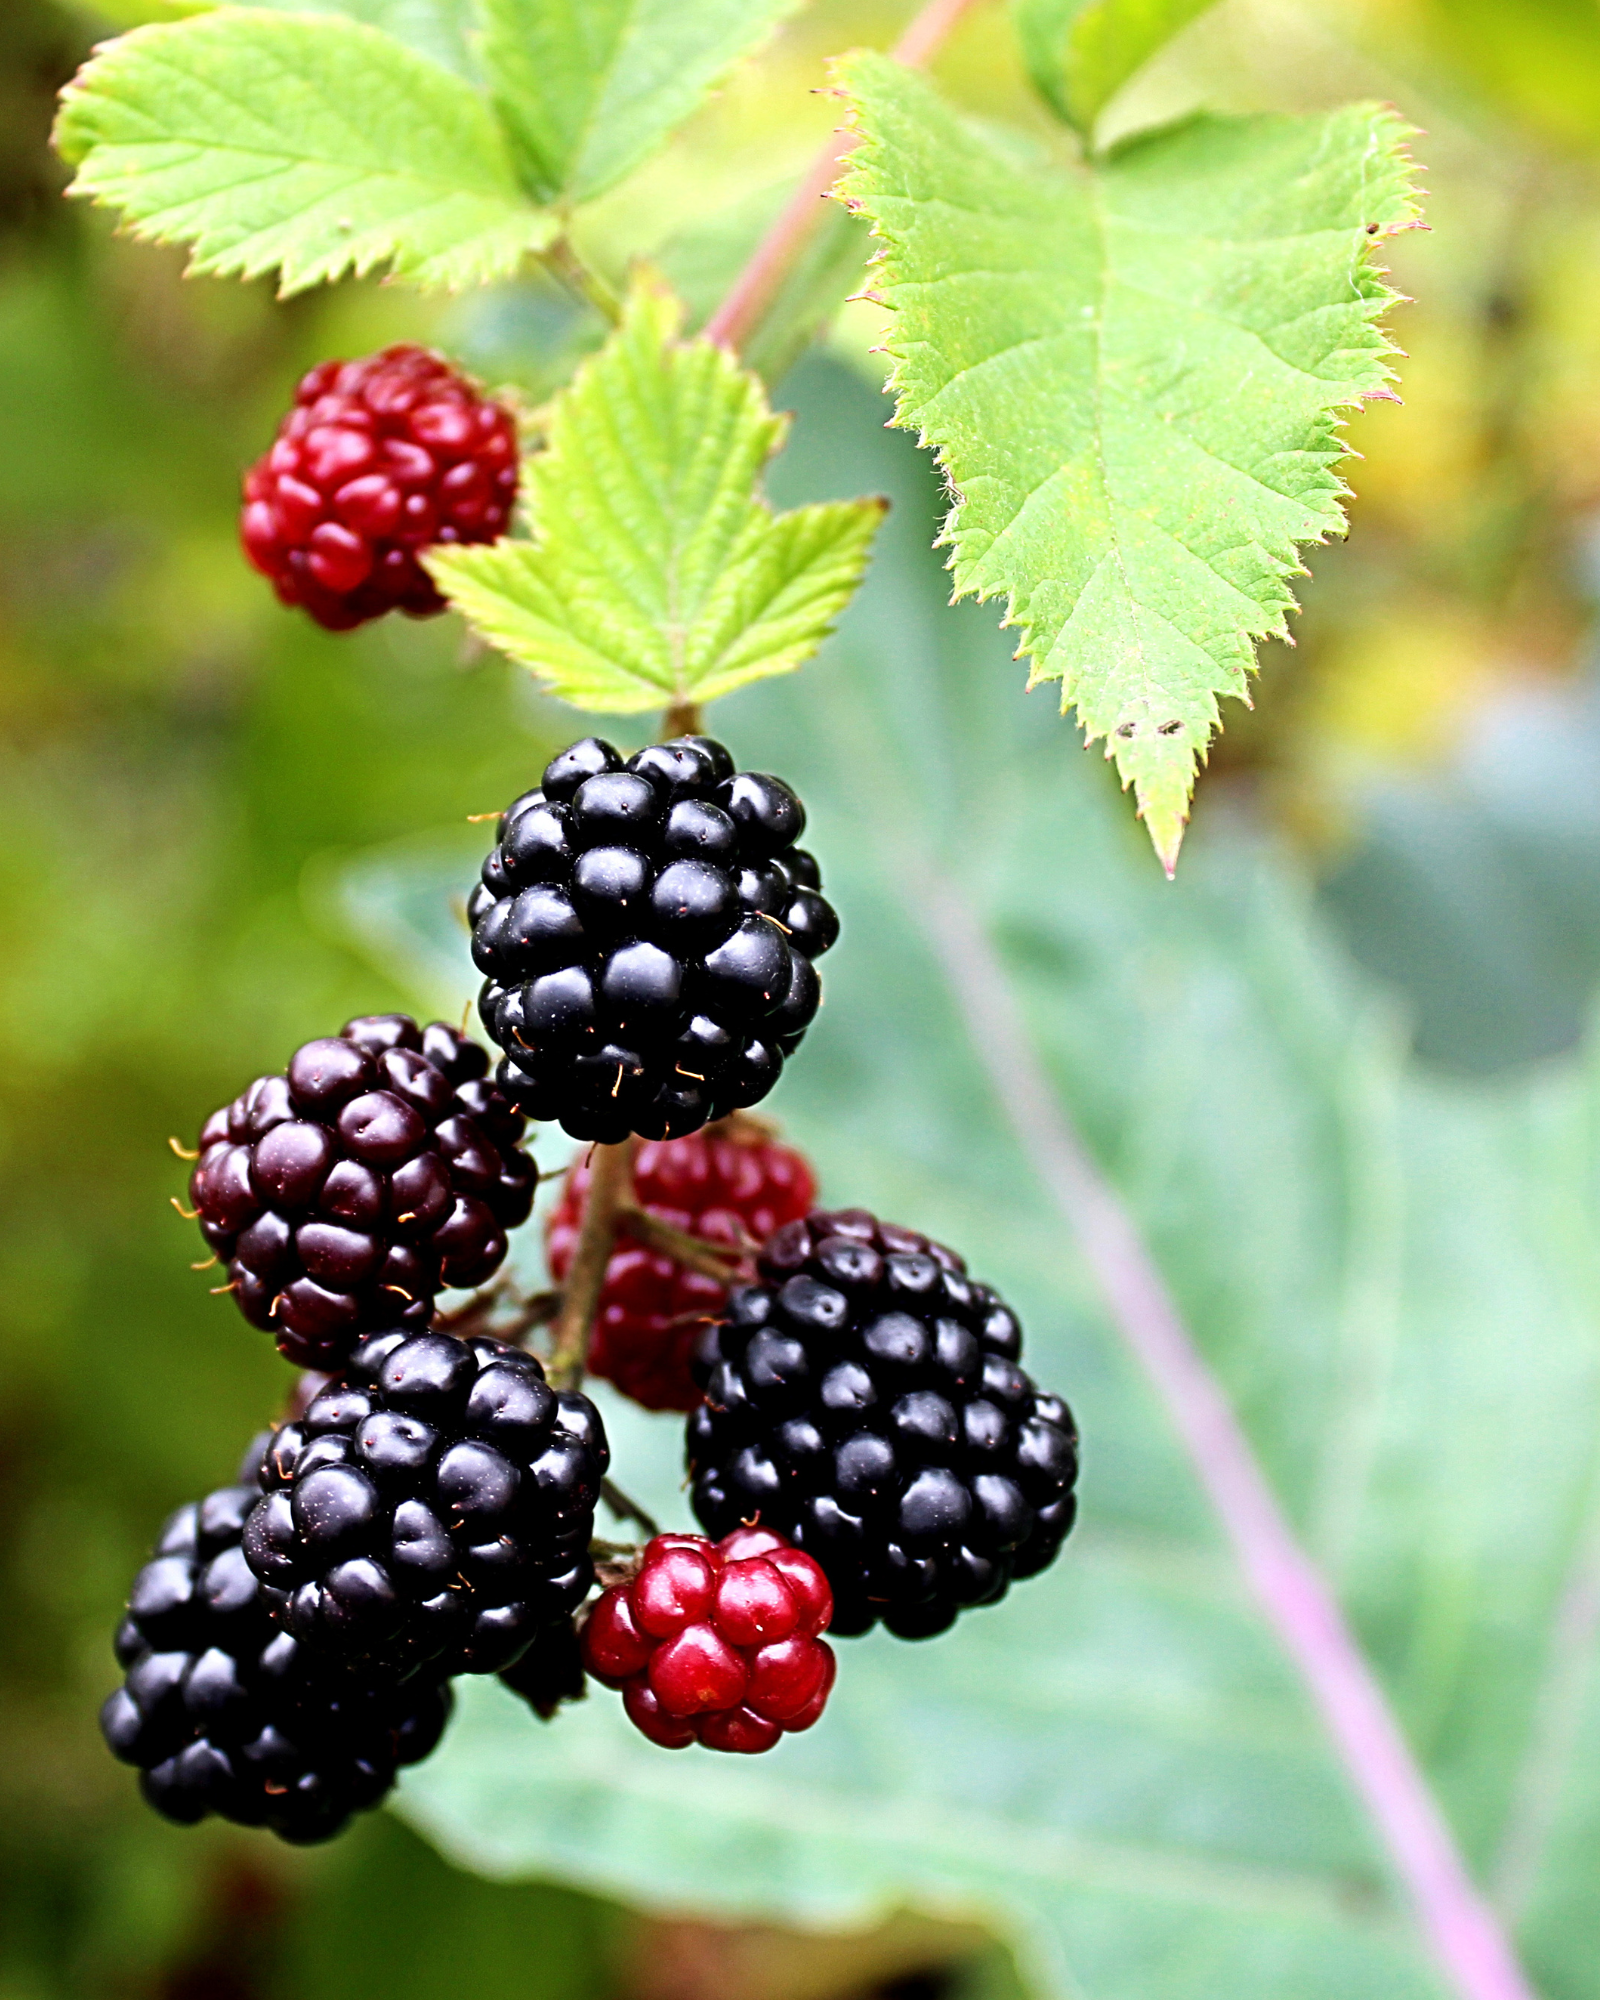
[
  {"xmin": 702, "ymin": 0, "xmax": 985, "ymax": 355},
  {"xmin": 916, "ymin": 875, "xmax": 1537, "ymax": 2000}
]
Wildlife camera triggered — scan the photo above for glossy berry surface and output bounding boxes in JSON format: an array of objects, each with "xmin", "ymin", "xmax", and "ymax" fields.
[
  {"xmin": 582, "ymin": 1528, "xmax": 835, "ymax": 1754},
  {"xmin": 547, "ymin": 1124, "xmax": 817, "ymax": 1411},
  {"xmin": 242, "ymin": 1329, "xmax": 606, "ymax": 1678},
  {"xmin": 241, "ymin": 345, "xmax": 517, "ymax": 631},
  {"xmin": 101, "ymin": 1442, "xmax": 452, "ymax": 1843},
  {"xmin": 686, "ymin": 1210, "xmax": 1078, "ymax": 1639},
  {"xmin": 190, "ymin": 1015, "xmax": 536, "ymax": 1370},
  {"xmin": 472, "ymin": 735, "xmax": 839, "ymax": 1143}
]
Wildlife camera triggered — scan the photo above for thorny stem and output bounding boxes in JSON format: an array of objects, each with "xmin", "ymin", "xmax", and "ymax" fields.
[
  {"xmin": 545, "ymin": 1136, "xmax": 638, "ymax": 1388},
  {"xmin": 702, "ymin": 0, "xmax": 984, "ymax": 356}
]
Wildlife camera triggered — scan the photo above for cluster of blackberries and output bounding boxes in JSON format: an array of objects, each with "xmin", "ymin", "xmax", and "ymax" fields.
[
  {"xmin": 103, "ymin": 1328, "xmax": 608, "ymax": 1839},
  {"xmin": 190, "ymin": 1015, "xmax": 535, "ymax": 1370},
  {"xmin": 686, "ymin": 1209, "xmax": 1078, "ymax": 1639},
  {"xmin": 471, "ymin": 735, "xmax": 838, "ymax": 1145},
  {"xmin": 102, "ymin": 1436, "xmax": 454, "ymax": 1842}
]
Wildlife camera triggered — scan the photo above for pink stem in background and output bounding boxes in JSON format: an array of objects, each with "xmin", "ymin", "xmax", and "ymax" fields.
[
  {"xmin": 703, "ymin": 0, "xmax": 982, "ymax": 354},
  {"xmin": 917, "ymin": 877, "xmax": 1538, "ymax": 2000}
]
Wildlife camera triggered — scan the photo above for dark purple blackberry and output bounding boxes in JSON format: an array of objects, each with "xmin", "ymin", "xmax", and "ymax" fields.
[
  {"xmin": 101, "ymin": 1438, "xmax": 452, "ymax": 1844},
  {"xmin": 189, "ymin": 1015, "xmax": 537, "ymax": 1370},
  {"xmin": 242, "ymin": 1330, "xmax": 606, "ymax": 1678},
  {"xmin": 498, "ymin": 1613, "xmax": 587, "ymax": 1720},
  {"xmin": 685, "ymin": 1209, "xmax": 1078, "ymax": 1640},
  {"xmin": 471, "ymin": 735, "xmax": 839, "ymax": 1143}
]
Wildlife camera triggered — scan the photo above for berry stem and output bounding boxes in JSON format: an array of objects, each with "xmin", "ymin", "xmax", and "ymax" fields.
[
  {"xmin": 614, "ymin": 1203, "xmax": 746, "ymax": 1280},
  {"xmin": 542, "ymin": 235, "xmax": 622, "ymax": 324},
  {"xmin": 599, "ymin": 1480, "xmax": 660, "ymax": 1538},
  {"xmin": 663, "ymin": 700, "xmax": 703, "ymax": 735},
  {"xmin": 702, "ymin": 0, "xmax": 984, "ymax": 357},
  {"xmin": 546, "ymin": 1137, "xmax": 638, "ymax": 1387}
]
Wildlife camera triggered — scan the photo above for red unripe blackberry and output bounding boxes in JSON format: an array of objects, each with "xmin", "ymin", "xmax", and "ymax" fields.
[
  {"xmin": 188, "ymin": 1015, "xmax": 536, "ymax": 1370},
  {"xmin": 241, "ymin": 345, "xmax": 517, "ymax": 631},
  {"xmin": 582, "ymin": 1528, "xmax": 835, "ymax": 1754},
  {"xmin": 546, "ymin": 1125, "xmax": 817, "ymax": 1411}
]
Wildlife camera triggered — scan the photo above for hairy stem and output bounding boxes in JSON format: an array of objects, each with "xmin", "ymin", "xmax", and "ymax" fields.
[
  {"xmin": 546, "ymin": 1138, "xmax": 637, "ymax": 1388},
  {"xmin": 702, "ymin": 0, "xmax": 984, "ymax": 355}
]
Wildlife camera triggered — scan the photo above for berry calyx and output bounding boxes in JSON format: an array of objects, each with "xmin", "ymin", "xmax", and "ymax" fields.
[
  {"xmin": 582, "ymin": 1528, "xmax": 835, "ymax": 1754},
  {"xmin": 242, "ymin": 1329, "xmax": 607, "ymax": 1678},
  {"xmin": 241, "ymin": 345, "xmax": 517, "ymax": 631},
  {"xmin": 686, "ymin": 1209, "xmax": 1079, "ymax": 1639},
  {"xmin": 546, "ymin": 1123, "xmax": 817, "ymax": 1411},
  {"xmin": 472, "ymin": 735, "xmax": 839, "ymax": 1144},
  {"xmin": 188, "ymin": 1014, "xmax": 536, "ymax": 1370},
  {"xmin": 101, "ymin": 1438, "xmax": 452, "ymax": 1843}
]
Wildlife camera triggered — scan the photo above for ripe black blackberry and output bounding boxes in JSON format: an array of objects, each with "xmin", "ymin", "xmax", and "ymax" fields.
[
  {"xmin": 471, "ymin": 735, "xmax": 839, "ymax": 1143},
  {"xmin": 189, "ymin": 1014, "xmax": 536, "ymax": 1370},
  {"xmin": 101, "ymin": 1438, "xmax": 452, "ymax": 1843},
  {"xmin": 242, "ymin": 1330, "xmax": 607, "ymax": 1677},
  {"xmin": 685, "ymin": 1210, "xmax": 1078, "ymax": 1639},
  {"xmin": 498, "ymin": 1614, "xmax": 587, "ymax": 1720}
]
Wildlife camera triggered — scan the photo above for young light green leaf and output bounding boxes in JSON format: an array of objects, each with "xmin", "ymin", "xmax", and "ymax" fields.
[
  {"xmin": 836, "ymin": 55, "xmax": 1419, "ymax": 872},
  {"xmin": 478, "ymin": 0, "xmax": 804, "ymax": 207},
  {"xmin": 52, "ymin": 10, "xmax": 554, "ymax": 295},
  {"xmin": 224, "ymin": 0, "xmax": 481, "ymax": 82},
  {"xmin": 427, "ymin": 277, "xmax": 886, "ymax": 712},
  {"xmin": 1013, "ymin": 0, "xmax": 1219, "ymax": 134}
]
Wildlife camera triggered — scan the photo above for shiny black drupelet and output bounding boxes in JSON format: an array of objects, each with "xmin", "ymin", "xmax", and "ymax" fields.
[
  {"xmin": 101, "ymin": 1440, "xmax": 452, "ymax": 1843},
  {"xmin": 685, "ymin": 1210, "xmax": 1078, "ymax": 1639},
  {"xmin": 189, "ymin": 1014, "xmax": 537, "ymax": 1371},
  {"xmin": 470, "ymin": 735, "xmax": 839, "ymax": 1143},
  {"xmin": 242, "ymin": 1331, "xmax": 606, "ymax": 1677}
]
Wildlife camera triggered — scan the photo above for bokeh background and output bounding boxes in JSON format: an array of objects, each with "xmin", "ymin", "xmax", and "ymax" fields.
[{"xmin": 10, "ymin": 0, "xmax": 1600, "ymax": 1994}]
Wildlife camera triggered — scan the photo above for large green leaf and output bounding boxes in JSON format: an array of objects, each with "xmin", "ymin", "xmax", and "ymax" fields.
[
  {"xmin": 329, "ymin": 363, "xmax": 1600, "ymax": 1997},
  {"xmin": 478, "ymin": 0, "xmax": 804, "ymax": 207},
  {"xmin": 53, "ymin": 9, "xmax": 553, "ymax": 294},
  {"xmin": 225, "ymin": 0, "xmax": 480, "ymax": 80},
  {"xmin": 1012, "ymin": 0, "xmax": 1219, "ymax": 134},
  {"xmin": 427, "ymin": 275, "xmax": 885, "ymax": 711},
  {"xmin": 834, "ymin": 56, "xmax": 1420, "ymax": 872}
]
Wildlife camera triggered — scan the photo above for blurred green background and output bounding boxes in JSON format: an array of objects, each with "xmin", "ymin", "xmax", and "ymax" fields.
[{"xmin": 12, "ymin": 0, "xmax": 1600, "ymax": 1994}]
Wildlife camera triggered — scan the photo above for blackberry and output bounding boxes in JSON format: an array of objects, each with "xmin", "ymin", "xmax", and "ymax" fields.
[
  {"xmin": 582, "ymin": 1528, "xmax": 835, "ymax": 1753},
  {"xmin": 101, "ymin": 1439, "xmax": 452, "ymax": 1843},
  {"xmin": 685, "ymin": 1209, "xmax": 1078, "ymax": 1639},
  {"xmin": 241, "ymin": 345, "xmax": 517, "ymax": 631},
  {"xmin": 189, "ymin": 1015, "xmax": 536, "ymax": 1371},
  {"xmin": 242, "ymin": 1329, "xmax": 606, "ymax": 1678},
  {"xmin": 472, "ymin": 735, "xmax": 839, "ymax": 1144},
  {"xmin": 499, "ymin": 1614, "xmax": 587, "ymax": 1721},
  {"xmin": 547, "ymin": 1124, "xmax": 817, "ymax": 1411}
]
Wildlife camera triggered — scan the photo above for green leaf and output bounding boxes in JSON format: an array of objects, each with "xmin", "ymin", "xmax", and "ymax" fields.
[
  {"xmin": 1013, "ymin": 0, "xmax": 1220, "ymax": 134},
  {"xmin": 834, "ymin": 56, "xmax": 1420, "ymax": 872},
  {"xmin": 224, "ymin": 0, "xmax": 481, "ymax": 82},
  {"xmin": 52, "ymin": 9, "xmax": 554, "ymax": 295},
  {"xmin": 478, "ymin": 0, "xmax": 805, "ymax": 207},
  {"xmin": 341, "ymin": 363, "xmax": 1599, "ymax": 2000},
  {"xmin": 427, "ymin": 276, "xmax": 886, "ymax": 711}
]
